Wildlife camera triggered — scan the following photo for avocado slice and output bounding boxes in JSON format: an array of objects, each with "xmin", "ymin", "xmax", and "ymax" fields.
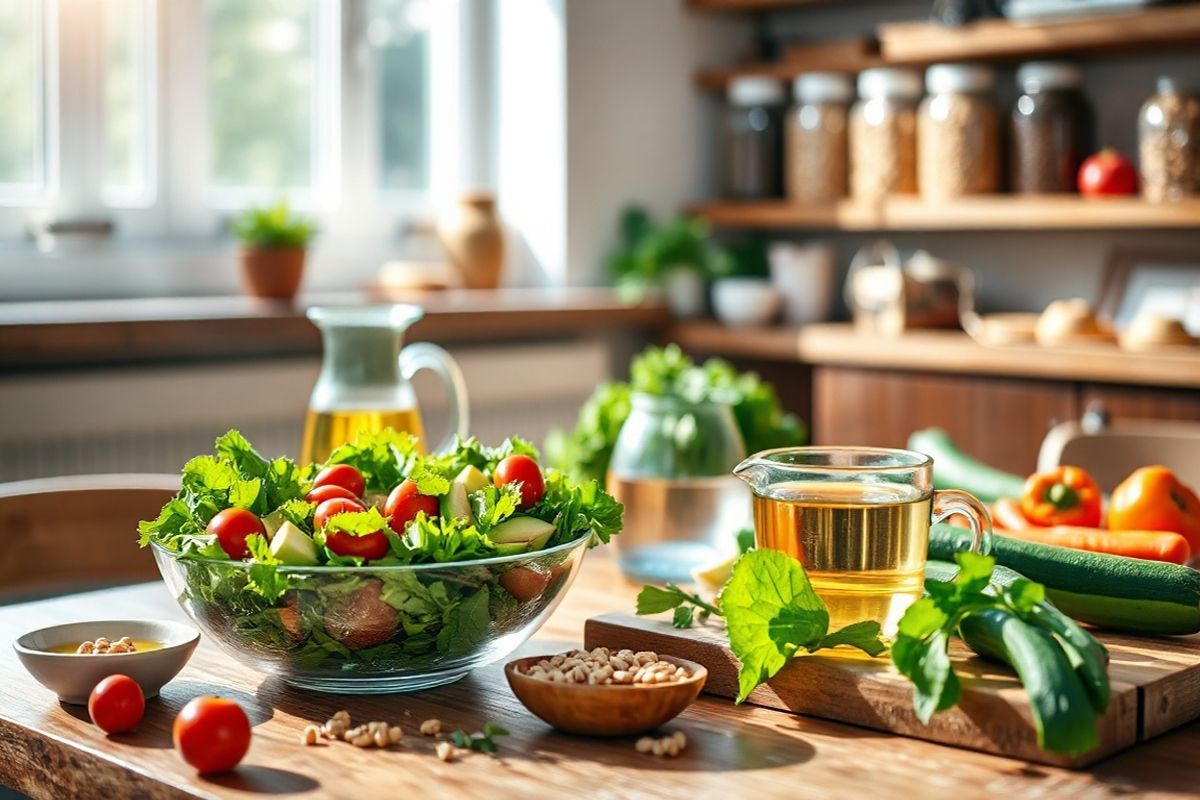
[
  {"xmin": 441, "ymin": 465, "xmax": 490, "ymax": 521},
  {"xmin": 269, "ymin": 521, "xmax": 319, "ymax": 566},
  {"xmin": 487, "ymin": 516, "xmax": 555, "ymax": 551}
]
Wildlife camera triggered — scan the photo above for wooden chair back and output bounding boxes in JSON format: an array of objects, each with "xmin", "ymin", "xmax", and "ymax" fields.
[
  {"xmin": 0, "ymin": 474, "xmax": 179, "ymax": 603},
  {"xmin": 1038, "ymin": 419, "xmax": 1200, "ymax": 491}
]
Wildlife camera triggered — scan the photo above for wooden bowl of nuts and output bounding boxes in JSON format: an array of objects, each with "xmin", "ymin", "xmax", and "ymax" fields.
[{"xmin": 504, "ymin": 648, "xmax": 707, "ymax": 736}]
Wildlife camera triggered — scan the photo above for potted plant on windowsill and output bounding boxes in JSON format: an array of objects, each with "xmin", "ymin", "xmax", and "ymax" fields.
[{"xmin": 232, "ymin": 200, "xmax": 315, "ymax": 301}]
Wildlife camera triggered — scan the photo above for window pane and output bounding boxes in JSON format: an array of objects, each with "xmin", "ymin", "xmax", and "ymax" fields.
[
  {"xmin": 207, "ymin": 0, "xmax": 315, "ymax": 192},
  {"xmin": 0, "ymin": 0, "xmax": 43, "ymax": 190},
  {"xmin": 104, "ymin": 0, "xmax": 153, "ymax": 201},
  {"xmin": 372, "ymin": 0, "xmax": 430, "ymax": 192}
]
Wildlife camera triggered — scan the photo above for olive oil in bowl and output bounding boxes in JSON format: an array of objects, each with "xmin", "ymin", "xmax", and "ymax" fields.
[{"xmin": 752, "ymin": 481, "xmax": 931, "ymax": 638}]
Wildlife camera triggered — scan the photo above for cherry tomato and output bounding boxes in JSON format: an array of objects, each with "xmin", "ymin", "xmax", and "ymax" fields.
[
  {"xmin": 384, "ymin": 479, "xmax": 439, "ymax": 533},
  {"xmin": 205, "ymin": 508, "xmax": 265, "ymax": 560},
  {"xmin": 305, "ymin": 484, "xmax": 358, "ymax": 505},
  {"xmin": 88, "ymin": 674, "xmax": 145, "ymax": 734},
  {"xmin": 173, "ymin": 696, "xmax": 251, "ymax": 774},
  {"xmin": 325, "ymin": 529, "xmax": 390, "ymax": 561},
  {"xmin": 499, "ymin": 566, "xmax": 550, "ymax": 602},
  {"xmin": 1078, "ymin": 149, "xmax": 1138, "ymax": 196},
  {"xmin": 312, "ymin": 463, "xmax": 365, "ymax": 498},
  {"xmin": 313, "ymin": 497, "xmax": 366, "ymax": 530},
  {"xmin": 494, "ymin": 454, "xmax": 546, "ymax": 509}
]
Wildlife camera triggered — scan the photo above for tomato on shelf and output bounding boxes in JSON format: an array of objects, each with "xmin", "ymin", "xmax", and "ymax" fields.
[
  {"xmin": 1077, "ymin": 149, "xmax": 1138, "ymax": 196},
  {"xmin": 305, "ymin": 484, "xmax": 358, "ymax": 505},
  {"xmin": 173, "ymin": 696, "xmax": 251, "ymax": 774},
  {"xmin": 206, "ymin": 508, "xmax": 266, "ymax": 560},
  {"xmin": 385, "ymin": 479, "xmax": 439, "ymax": 532},
  {"xmin": 313, "ymin": 497, "xmax": 366, "ymax": 531},
  {"xmin": 88, "ymin": 675, "xmax": 145, "ymax": 734},
  {"xmin": 494, "ymin": 455, "xmax": 546, "ymax": 510},
  {"xmin": 312, "ymin": 464, "xmax": 365, "ymax": 499}
]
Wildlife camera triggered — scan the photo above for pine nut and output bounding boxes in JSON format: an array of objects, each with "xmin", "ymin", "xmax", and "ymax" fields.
[
  {"xmin": 436, "ymin": 741, "xmax": 455, "ymax": 762},
  {"xmin": 420, "ymin": 718, "xmax": 442, "ymax": 736}
]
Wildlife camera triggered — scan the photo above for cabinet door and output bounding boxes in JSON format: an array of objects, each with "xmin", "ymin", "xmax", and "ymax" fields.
[
  {"xmin": 1081, "ymin": 385, "xmax": 1200, "ymax": 423},
  {"xmin": 813, "ymin": 367, "xmax": 1078, "ymax": 475}
]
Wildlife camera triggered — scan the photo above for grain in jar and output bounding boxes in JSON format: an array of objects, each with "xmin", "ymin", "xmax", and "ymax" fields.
[
  {"xmin": 918, "ymin": 64, "xmax": 999, "ymax": 199},
  {"xmin": 850, "ymin": 68, "xmax": 922, "ymax": 201},
  {"xmin": 722, "ymin": 76, "xmax": 785, "ymax": 199},
  {"xmin": 786, "ymin": 72, "xmax": 853, "ymax": 205},
  {"xmin": 1139, "ymin": 76, "xmax": 1200, "ymax": 202},
  {"xmin": 1010, "ymin": 62, "xmax": 1092, "ymax": 194}
]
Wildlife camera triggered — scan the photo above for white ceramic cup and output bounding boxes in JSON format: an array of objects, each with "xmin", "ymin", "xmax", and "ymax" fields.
[{"xmin": 768, "ymin": 242, "xmax": 835, "ymax": 325}]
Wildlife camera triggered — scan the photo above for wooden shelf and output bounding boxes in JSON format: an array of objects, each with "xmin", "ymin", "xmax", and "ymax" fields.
[
  {"xmin": 879, "ymin": 5, "xmax": 1200, "ymax": 65},
  {"xmin": 667, "ymin": 321, "xmax": 1200, "ymax": 389},
  {"xmin": 687, "ymin": 196, "xmax": 1200, "ymax": 231},
  {"xmin": 686, "ymin": 0, "xmax": 848, "ymax": 11},
  {"xmin": 697, "ymin": 5, "xmax": 1200, "ymax": 90}
]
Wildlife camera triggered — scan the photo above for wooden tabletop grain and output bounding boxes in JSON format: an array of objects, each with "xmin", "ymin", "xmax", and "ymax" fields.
[{"xmin": 2, "ymin": 552, "xmax": 1197, "ymax": 800}]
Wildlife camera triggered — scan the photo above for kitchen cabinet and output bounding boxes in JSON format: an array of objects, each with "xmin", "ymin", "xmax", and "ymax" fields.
[
  {"xmin": 812, "ymin": 367, "xmax": 1077, "ymax": 475},
  {"xmin": 1082, "ymin": 385, "xmax": 1200, "ymax": 424}
]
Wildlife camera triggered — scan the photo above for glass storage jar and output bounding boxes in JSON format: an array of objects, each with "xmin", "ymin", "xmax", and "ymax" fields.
[
  {"xmin": 918, "ymin": 63, "xmax": 999, "ymax": 199},
  {"xmin": 786, "ymin": 72, "xmax": 853, "ymax": 205},
  {"xmin": 722, "ymin": 76, "xmax": 785, "ymax": 199},
  {"xmin": 607, "ymin": 394, "xmax": 749, "ymax": 582},
  {"xmin": 1010, "ymin": 62, "xmax": 1092, "ymax": 194},
  {"xmin": 850, "ymin": 68, "xmax": 922, "ymax": 201},
  {"xmin": 1139, "ymin": 76, "xmax": 1200, "ymax": 202}
]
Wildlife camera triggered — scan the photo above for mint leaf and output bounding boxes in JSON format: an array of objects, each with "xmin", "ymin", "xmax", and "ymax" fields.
[
  {"xmin": 816, "ymin": 620, "xmax": 886, "ymax": 656},
  {"xmin": 722, "ymin": 549, "xmax": 830, "ymax": 703},
  {"xmin": 636, "ymin": 585, "xmax": 685, "ymax": 615}
]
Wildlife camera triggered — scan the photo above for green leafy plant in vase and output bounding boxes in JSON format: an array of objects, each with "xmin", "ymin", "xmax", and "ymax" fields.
[{"xmin": 232, "ymin": 200, "xmax": 316, "ymax": 301}]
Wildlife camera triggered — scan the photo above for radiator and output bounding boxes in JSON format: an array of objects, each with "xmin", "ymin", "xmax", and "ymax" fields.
[{"xmin": 0, "ymin": 340, "xmax": 608, "ymax": 482}]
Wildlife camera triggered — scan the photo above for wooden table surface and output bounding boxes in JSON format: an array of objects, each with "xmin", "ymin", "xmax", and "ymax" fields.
[{"xmin": 2, "ymin": 552, "xmax": 1197, "ymax": 800}]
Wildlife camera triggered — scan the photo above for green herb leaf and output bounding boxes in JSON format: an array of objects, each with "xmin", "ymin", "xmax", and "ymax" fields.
[
  {"xmin": 324, "ymin": 508, "xmax": 390, "ymax": 536},
  {"xmin": 722, "ymin": 549, "xmax": 830, "ymax": 703},
  {"xmin": 244, "ymin": 534, "xmax": 289, "ymax": 602},
  {"xmin": 435, "ymin": 588, "xmax": 491, "ymax": 656},
  {"xmin": 735, "ymin": 527, "xmax": 756, "ymax": 555},
  {"xmin": 672, "ymin": 606, "xmax": 695, "ymax": 628},
  {"xmin": 816, "ymin": 620, "xmax": 887, "ymax": 656},
  {"xmin": 636, "ymin": 585, "xmax": 686, "ymax": 615}
]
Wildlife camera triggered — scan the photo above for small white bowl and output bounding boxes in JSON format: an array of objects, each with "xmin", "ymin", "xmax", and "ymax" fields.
[
  {"xmin": 14, "ymin": 619, "xmax": 200, "ymax": 704},
  {"xmin": 712, "ymin": 278, "xmax": 782, "ymax": 328}
]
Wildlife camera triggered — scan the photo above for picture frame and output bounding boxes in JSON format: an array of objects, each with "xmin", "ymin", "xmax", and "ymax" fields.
[{"xmin": 1097, "ymin": 247, "xmax": 1200, "ymax": 334}]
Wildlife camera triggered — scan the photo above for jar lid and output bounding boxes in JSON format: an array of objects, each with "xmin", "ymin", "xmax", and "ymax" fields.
[
  {"xmin": 728, "ymin": 76, "xmax": 784, "ymax": 106},
  {"xmin": 857, "ymin": 68, "xmax": 923, "ymax": 100},
  {"xmin": 793, "ymin": 72, "xmax": 854, "ymax": 104},
  {"xmin": 925, "ymin": 63, "xmax": 995, "ymax": 94},
  {"xmin": 1017, "ymin": 62, "xmax": 1083, "ymax": 92},
  {"xmin": 1157, "ymin": 75, "xmax": 1195, "ymax": 95}
]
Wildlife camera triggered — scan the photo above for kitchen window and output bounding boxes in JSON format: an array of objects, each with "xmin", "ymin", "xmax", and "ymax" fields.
[{"xmin": 0, "ymin": 0, "xmax": 463, "ymax": 243}]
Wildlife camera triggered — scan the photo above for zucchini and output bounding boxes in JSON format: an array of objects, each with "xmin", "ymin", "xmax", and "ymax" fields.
[
  {"xmin": 958, "ymin": 609, "xmax": 1101, "ymax": 756},
  {"xmin": 907, "ymin": 428, "xmax": 1025, "ymax": 502},
  {"xmin": 925, "ymin": 559, "xmax": 1109, "ymax": 713},
  {"xmin": 930, "ymin": 524, "xmax": 1200, "ymax": 635}
]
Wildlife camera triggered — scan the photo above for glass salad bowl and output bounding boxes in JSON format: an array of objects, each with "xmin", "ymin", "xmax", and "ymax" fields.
[{"xmin": 151, "ymin": 534, "xmax": 589, "ymax": 694}]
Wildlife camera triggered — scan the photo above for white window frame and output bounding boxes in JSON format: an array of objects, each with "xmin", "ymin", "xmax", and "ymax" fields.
[{"xmin": 0, "ymin": 0, "xmax": 474, "ymax": 244}]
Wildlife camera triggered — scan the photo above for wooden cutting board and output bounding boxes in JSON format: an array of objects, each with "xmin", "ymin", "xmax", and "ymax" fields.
[{"xmin": 583, "ymin": 612, "xmax": 1200, "ymax": 768}]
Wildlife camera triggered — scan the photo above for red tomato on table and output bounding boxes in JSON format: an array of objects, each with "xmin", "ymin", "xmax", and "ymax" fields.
[
  {"xmin": 385, "ymin": 479, "xmax": 439, "ymax": 532},
  {"xmin": 173, "ymin": 696, "xmax": 251, "ymax": 774},
  {"xmin": 206, "ymin": 508, "xmax": 265, "ymax": 560},
  {"xmin": 88, "ymin": 675, "xmax": 145, "ymax": 734},
  {"xmin": 494, "ymin": 455, "xmax": 546, "ymax": 510},
  {"xmin": 312, "ymin": 464, "xmax": 365, "ymax": 498}
]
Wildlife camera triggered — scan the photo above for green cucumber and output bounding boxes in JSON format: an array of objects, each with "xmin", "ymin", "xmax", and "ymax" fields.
[
  {"xmin": 907, "ymin": 428, "xmax": 1025, "ymax": 502},
  {"xmin": 925, "ymin": 558, "xmax": 1109, "ymax": 713},
  {"xmin": 958, "ymin": 609, "xmax": 1100, "ymax": 756},
  {"xmin": 929, "ymin": 524, "xmax": 1200, "ymax": 635}
]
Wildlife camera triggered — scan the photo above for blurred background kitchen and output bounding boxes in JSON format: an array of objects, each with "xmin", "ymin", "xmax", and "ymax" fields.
[{"xmin": 2, "ymin": 0, "xmax": 1199, "ymax": 506}]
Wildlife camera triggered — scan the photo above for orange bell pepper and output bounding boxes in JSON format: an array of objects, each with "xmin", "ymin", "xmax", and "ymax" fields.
[
  {"xmin": 1109, "ymin": 466, "xmax": 1200, "ymax": 554},
  {"xmin": 1020, "ymin": 466, "xmax": 1102, "ymax": 528}
]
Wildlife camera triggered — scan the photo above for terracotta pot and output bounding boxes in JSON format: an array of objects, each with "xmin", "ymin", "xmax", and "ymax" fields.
[
  {"xmin": 437, "ymin": 192, "xmax": 504, "ymax": 289},
  {"xmin": 239, "ymin": 246, "xmax": 307, "ymax": 300}
]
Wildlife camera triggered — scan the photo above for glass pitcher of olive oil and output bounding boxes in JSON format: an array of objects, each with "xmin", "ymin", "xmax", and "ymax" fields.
[{"xmin": 301, "ymin": 305, "xmax": 469, "ymax": 463}]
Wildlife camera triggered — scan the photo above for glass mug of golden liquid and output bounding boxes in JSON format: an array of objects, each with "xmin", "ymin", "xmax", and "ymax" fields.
[
  {"xmin": 733, "ymin": 447, "xmax": 992, "ymax": 639},
  {"xmin": 300, "ymin": 305, "xmax": 469, "ymax": 464}
]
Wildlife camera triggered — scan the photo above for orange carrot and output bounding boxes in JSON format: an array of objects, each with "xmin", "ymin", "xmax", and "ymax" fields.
[
  {"xmin": 1001, "ymin": 525, "xmax": 1192, "ymax": 565},
  {"xmin": 991, "ymin": 497, "xmax": 1033, "ymax": 531}
]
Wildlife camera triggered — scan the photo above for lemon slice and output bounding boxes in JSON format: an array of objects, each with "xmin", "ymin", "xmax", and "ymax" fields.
[{"xmin": 690, "ymin": 552, "xmax": 739, "ymax": 594}]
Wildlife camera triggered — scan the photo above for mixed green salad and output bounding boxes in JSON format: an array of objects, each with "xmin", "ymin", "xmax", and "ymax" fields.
[{"xmin": 140, "ymin": 429, "xmax": 622, "ymax": 673}]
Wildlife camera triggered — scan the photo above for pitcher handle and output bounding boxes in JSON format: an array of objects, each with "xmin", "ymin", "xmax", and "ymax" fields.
[
  {"xmin": 931, "ymin": 489, "xmax": 993, "ymax": 557},
  {"xmin": 398, "ymin": 343, "xmax": 470, "ymax": 454}
]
